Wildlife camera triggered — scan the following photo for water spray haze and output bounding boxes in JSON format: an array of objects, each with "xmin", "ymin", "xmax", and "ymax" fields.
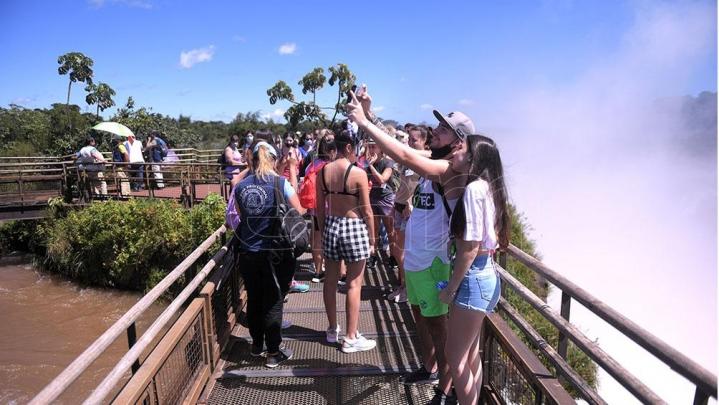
[{"xmin": 480, "ymin": 1, "xmax": 716, "ymax": 402}]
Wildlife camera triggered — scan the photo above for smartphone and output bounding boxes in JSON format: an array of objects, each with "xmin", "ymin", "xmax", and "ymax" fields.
[
  {"xmin": 355, "ymin": 84, "xmax": 366, "ymax": 98},
  {"xmin": 345, "ymin": 84, "xmax": 357, "ymax": 104}
]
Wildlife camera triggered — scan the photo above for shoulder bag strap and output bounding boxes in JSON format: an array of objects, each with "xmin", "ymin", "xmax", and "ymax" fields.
[{"xmin": 435, "ymin": 182, "xmax": 452, "ymax": 218}]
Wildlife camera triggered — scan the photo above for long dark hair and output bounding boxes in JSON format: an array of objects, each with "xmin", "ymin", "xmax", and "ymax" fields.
[
  {"xmin": 450, "ymin": 134, "xmax": 510, "ymax": 249},
  {"xmin": 316, "ymin": 134, "xmax": 337, "ymax": 161},
  {"xmin": 334, "ymin": 130, "xmax": 356, "ymax": 156}
]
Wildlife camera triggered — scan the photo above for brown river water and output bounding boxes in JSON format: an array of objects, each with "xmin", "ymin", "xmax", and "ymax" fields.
[{"xmin": 0, "ymin": 255, "xmax": 167, "ymax": 404}]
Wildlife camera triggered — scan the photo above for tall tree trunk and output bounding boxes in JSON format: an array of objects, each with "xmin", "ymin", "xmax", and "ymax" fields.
[
  {"xmin": 96, "ymin": 104, "xmax": 100, "ymax": 118},
  {"xmin": 66, "ymin": 80, "xmax": 72, "ymax": 105}
]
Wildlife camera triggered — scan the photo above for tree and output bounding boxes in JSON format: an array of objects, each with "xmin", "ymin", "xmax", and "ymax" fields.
[
  {"xmin": 85, "ymin": 82, "xmax": 116, "ymax": 118},
  {"xmin": 57, "ymin": 52, "xmax": 95, "ymax": 105},
  {"xmin": 267, "ymin": 63, "xmax": 356, "ymax": 129}
]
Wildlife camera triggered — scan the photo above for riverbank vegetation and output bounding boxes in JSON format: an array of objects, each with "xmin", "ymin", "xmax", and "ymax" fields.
[{"xmin": 0, "ymin": 195, "xmax": 225, "ymax": 291}]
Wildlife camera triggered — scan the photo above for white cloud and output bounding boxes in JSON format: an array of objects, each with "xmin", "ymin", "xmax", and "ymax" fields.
[
  {"xmin": 419, "ymin": 103, "xmax": 433, "ymax": 110},
  {"xmin": 278, "ymin": 43, "xmax": 297, "ymax": 55},
  {"xmin": 232, "ymin": 35, "xmax": 246, "ymax": 43},
  {"xmin": 179, "ymin": 45, "xmax": 215, "ymax": 69},
  {"xmin": 10, "ymin": 97, "xmax": 34, "ymax": 106},
  {"xmin": 458, "ymin": 98, "xmax": 475, "ymax": 106},
  {"xmin": 262, "ymin": 109, "xmax": 286, "ymax": 122},
  {"xmin": 373, "ymin": 106, "xmax": 385, "ymax": 112}
]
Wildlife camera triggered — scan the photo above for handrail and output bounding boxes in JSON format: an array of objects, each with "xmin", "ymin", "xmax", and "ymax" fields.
[
  {"xmin": 28, "ymin": 225, "xmax": 227, "ymax": 405},
  {"xmin": 498, "ymin": 298, "xmax": 606, "ymax": 404},
  {"xmin": 496, "ymin": 264, "xmax": 665, "ymax": 403},
  {"xmin": 83, "ymin": 229, "xmax": 229, "ymax": 404},
  {"xmin": 505, "ymin": 244, "xmax": 717, "ymax": 399}
]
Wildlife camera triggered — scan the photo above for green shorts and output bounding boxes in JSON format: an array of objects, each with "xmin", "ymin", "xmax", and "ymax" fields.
[{"xmin": 405, "ymin": 257, "xmax": 451, "ymax": 317}]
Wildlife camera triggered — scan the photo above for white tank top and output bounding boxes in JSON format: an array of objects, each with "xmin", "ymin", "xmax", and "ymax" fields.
[{"xmin": 404, "ymin": 177, "xmax": 458, "ymax": 271}]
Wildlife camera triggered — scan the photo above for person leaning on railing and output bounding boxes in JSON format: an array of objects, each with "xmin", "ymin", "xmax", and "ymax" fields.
[
  {"xmin": 224, "ymin": 135, "xmax": 244, "ymax": 182},
  {"xmin": 76, "ymin": 136, "xmax": 107, "ymax": 196}
]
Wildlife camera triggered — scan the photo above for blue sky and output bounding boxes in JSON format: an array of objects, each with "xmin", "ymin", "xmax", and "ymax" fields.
[
  {"xmin": 2, "ymin": 1, "xmax": 718, "ymax": 403},
  {"xmin": 1, "ymin": 0, "xmax": 714, "ymax": 124}
]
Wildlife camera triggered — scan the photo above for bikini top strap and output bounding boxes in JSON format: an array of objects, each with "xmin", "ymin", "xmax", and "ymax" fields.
[{"xmin": 342, "ymin": 164, "xmax": 354, "ymax": 194}]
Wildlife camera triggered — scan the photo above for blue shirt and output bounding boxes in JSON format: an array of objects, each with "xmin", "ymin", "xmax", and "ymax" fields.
[{"xmin": 234, "ymin": 174, "xmax": 295, "ymax": 252}]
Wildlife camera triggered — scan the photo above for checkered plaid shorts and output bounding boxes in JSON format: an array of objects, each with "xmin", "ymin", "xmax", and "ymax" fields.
[{"xmin": 322, "ymin": 216, "xmax": 371, "ymax": 263}]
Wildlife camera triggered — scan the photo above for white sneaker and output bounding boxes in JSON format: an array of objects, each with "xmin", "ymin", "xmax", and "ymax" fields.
[
  {"xmin": 326, "ymin": 326, "xmax": 341, "ymax": 343},
  {"xmin": 387, "ymin": 288, "xmax": 400, "ymax": 301},
  {"xmin": 281, "ymin": 319, "xmax": 292, "ymax": 329},
  {"xmin": 341, "ymin": 332, "xmax": 377, "ymax": 353}
]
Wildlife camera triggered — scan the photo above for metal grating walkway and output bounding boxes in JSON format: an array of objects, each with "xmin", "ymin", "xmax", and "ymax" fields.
[{"xmin": 203, "ymin": 253, "xmax": 436, "ymax": 404}]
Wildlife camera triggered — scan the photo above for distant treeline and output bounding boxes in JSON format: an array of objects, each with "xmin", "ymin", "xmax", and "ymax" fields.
[{"xmin": 0, "ymin": 99, "xmax": 311, "ymax": 157}]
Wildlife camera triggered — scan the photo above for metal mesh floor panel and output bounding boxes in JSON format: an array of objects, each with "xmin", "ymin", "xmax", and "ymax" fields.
[
  {"xmin": 284, "ymin": 289, "xmax": 406, "ymax": 311},
  {"xmin": 207, "ymin": 375, "xmax": 436, "ymax": 405},
  {"xmin": 207, "ymin": 251, "xmax": 423, "ymax": 404},
  {"xmin": 234, "ymin": 305, "xmax": 416, "ymax": 338},
  {"xmin": 222, "ymin": 335, "xmax": 422, "ymax": 373}
]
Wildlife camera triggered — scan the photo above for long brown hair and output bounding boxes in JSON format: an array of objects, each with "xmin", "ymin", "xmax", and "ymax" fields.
[{"xmin": 450, "ymin": 135, "xmax": 510, "ymax": 248}]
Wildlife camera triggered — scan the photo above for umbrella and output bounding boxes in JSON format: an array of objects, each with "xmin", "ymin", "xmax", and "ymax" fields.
[{"xmin": 92, "ymin": 122, "xmax": 135, "ymax": 138}]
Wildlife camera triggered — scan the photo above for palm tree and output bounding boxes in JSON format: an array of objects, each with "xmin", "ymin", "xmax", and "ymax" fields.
[
  {"xmin": 85, "ymin": 82, "xmax": 116, "ymax": 118},
  {"xmin": 57, "ymin": 52, "xmax": 94, "ymax": 105}
]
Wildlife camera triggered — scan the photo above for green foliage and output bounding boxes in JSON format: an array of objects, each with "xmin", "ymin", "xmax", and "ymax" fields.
[
  {"xmin": 85, "ymin": 82, "xmax": 116, "ymax": 118},
  {"xmin": 42, "ymin": 195, "xmax": 226, "ymax": 291},
  {"xmin": 504, "ymin": 204, "xmax": 598, "ymax": 395},
  {"xmin": 267, "ymin": 63, "xmax": 356, "ymax": 129},
  {"xmin": 111, "ymin": 99, "xmax": 200, "ymax": 148},
  {"xmin": 57, "ymin": 52, "xmax": 94, "ymax": 105},
  {"xmin": 0, "ymin": 220, "xmax": 46, "ymax": 255}
]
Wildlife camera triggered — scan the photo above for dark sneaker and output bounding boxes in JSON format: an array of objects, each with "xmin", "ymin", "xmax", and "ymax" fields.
[
  {"xmin": 337, "ymin": 275, "xmax": 347, "ymax": 286},
  {"xmin": 427, "ymin": 387, "xmax": 457, "ymax": 405},
  {"xmin": 311, "ymin": 272, "xmax": 325, "ymax": 283},
  {"xmin": 366, "ymin": 255, "xmax": 378, "ymax": 269},
  {"xmin": 387, "ymin": 255, "xmax": 398, "ymax": 269},
  {"xmin": 250, "ymin": 344, "xmax": 266, "ymax": 357},
  {"xmin": 265, "ymin": 347, "xmax": 294, "ymax": 368},
  {"xmin": 400, "ymin": 366, "xmax": 439, "ymax": 385}
]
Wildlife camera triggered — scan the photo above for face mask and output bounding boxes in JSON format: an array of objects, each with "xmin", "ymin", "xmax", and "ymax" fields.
[
  {"xmin": 305, "ymin": 140, "xmax": 314, "ymax": 149},
  {"xmin": 246, "ymin": 136, "xmax": 254, "ymax": 144},
  {"xmin": 232, "ymin": 142, "xmax": 239, "ymax": 148},
  {"xmin": 430, "ymin": 144, "xmax": 454, "ymax": 159}
]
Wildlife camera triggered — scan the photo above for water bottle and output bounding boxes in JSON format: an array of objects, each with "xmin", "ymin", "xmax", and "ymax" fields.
[{"xmin": 436, "ymin": 281, "xmax": 448, "ymax": 291}]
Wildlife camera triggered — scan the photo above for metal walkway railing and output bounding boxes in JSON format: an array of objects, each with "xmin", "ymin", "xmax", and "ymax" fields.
[{"xmin": 27, "ymin": 227, "xmax": 717, "ymax": 404}]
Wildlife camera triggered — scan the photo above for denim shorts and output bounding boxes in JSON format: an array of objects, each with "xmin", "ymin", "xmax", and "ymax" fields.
[{"xmin": 454, "ymin": 254, "xmax": 501, "ymax": 313}]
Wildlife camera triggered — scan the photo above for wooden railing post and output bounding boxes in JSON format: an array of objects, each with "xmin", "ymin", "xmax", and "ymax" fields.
[
  {"xmin": 498, "ymin": 250, "xmax": 507, "ymax": 298},
  {"xmin": 694, "ymin": 387, "xmax": 710, "ymax": 405},
  {"xmin": 126, "ymin": 322, "xmax": 141, "ymax": 374},
  {"xmin": 558, "ymin": 291, "xmax": 571, "ymax": 360}
]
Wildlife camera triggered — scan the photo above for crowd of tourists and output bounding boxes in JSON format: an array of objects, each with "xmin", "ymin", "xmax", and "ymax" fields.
[
  {"xmin": 226, "ymin": 87, "xmax": 508, "ymax": 405},
  {"xmin": 76, "ymin": 130, "xmax": 169, "ymax": 196}
]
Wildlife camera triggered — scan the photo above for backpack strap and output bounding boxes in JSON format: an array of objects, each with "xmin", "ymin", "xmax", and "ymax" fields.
[{"xmin": 435, "ymin": 182, "xmax": 452, "ymax": 218}]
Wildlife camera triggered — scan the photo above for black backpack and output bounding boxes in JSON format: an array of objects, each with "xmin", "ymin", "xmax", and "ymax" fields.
[{"xmin": 272, "ymin": 176, "xmax": 310, "ymax": 257}]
